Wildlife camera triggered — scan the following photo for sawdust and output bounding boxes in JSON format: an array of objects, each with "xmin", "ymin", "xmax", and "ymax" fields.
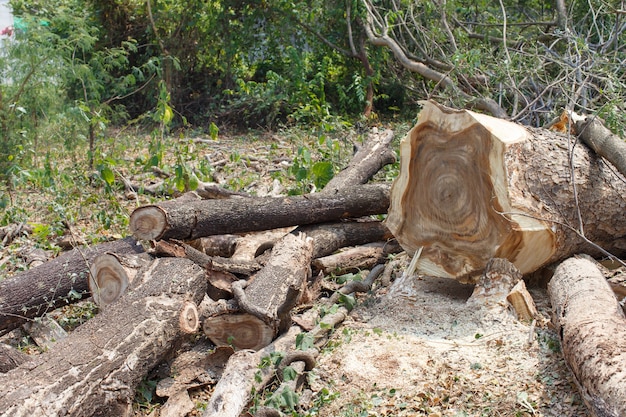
[{"xmin": 308, "ymin": 255, "xmax": 589, "ymax": 416}]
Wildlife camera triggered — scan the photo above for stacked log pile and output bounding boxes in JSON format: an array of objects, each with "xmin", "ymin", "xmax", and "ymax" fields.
[{"xmin": 0, "ymin": 103, "xmax": 625, "ymax": 416}]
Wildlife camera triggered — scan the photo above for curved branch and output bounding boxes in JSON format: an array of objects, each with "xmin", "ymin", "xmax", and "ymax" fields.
[{"xmin": 362, "ymin": 1, "xmax": 507, "ymax": 118}]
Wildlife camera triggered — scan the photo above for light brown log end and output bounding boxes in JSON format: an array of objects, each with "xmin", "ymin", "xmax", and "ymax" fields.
[
  {"xmin": 89, "ymin": 254, "xmax": 130, "ymax": 306},
  {"xmin": 385, "ymin": 100, "xmax": 555, "ymax": 282},
  {"xmin": 130, "ymin": 205, "xmax": 168, "ymax": 241},
  {"xmin": 506, "ymin": 280, "xmax": 538, "ymax": 322},
  {"xmin": 207, "ymin": 269, "xmax": 238, "ymax": 301},
  {"xmin": 179, "ymin": 301, "xmax": 200, "ymax": 334},
  {"xmin": 203, "ymin": 313, "xmax": 274, "ymax": 351}
]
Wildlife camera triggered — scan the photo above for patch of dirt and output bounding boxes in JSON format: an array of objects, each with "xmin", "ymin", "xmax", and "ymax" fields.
[{"xmin": 308, "ymin": 256, "xmax": 589, "ymax": 416}]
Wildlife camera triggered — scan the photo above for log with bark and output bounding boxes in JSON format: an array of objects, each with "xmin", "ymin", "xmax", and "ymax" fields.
[
  {"xmin": 130, "ymin": 183, "xmax": 390, "ymax": 241},
  {"xmin": 88, "ymin": 252, "xmax": 153, "ymax": 307},
  {"xmin": 0, "ymin": 257, "xmax": 206, "ymax": 417},
  {"xmin": 385, "ymin": 100, "xmax": 626, "ymax": 282},
  {"xmin": 203, "ymin": 233, "xmax": 314, "ymax": 350},
  {"xmin": 548, "ymin": 257, "xmax": 626, "ymax": 417},
  {"xmin": 0, "ymin": 237, "xmax": 145, "ymax": 336}
]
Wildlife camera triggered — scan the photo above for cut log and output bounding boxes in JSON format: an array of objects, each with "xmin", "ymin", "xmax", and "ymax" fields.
[
  {"xmin": 203, "ymin": 233, "xmax": 314, "ymax": 350},
  {"xmin": 0, "ymin": 257, "xmax": 206, "ymax": 417},
  {"xmin": 130, "ymin": 183, "xmax": 390, "ymax": 241},
  {"xmin": 0, "ymin": 237, "xmax": 145, "ymax": 336},
  {"xmin": 206, "ymin": 268, "xmax": 239, "ymax": 301},
  {"xmin": 187, "ymin": 234, "xmax": 240, "ymax": 257},
  {"xmin": 575, "ymin": 114, "xmax": 626, "ymax": 180},
  {"xmin": 322, "ymin": 128, "xmax": 396, "ymax": 193},
  {"xmin": 385, "ymin": 100, "xmax": 626, "ymax": 282},
  {"xmin": 548, "ymin": 257, "xmax": 626, "ymax": 417},
  {"xmin": 88, "ymin": 252, "xmax": 153, "ymax": 307},
  {"xmin": 311, "ymin": 240, "xmax": 402, "ymax": 275},
  {"xmin": 295, "ymin": 220, "xmax": 394, "ymax": 259}
]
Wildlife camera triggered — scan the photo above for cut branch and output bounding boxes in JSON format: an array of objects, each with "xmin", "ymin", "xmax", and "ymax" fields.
[{"xmin": 130, "ymin": 183, "xmax": 390, "ymax": 241}]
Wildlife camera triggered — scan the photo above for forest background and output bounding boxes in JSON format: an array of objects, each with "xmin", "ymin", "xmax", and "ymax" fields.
[{"xmin": 0, "ymin": 0, "xmax": 624, "ymax": 261}]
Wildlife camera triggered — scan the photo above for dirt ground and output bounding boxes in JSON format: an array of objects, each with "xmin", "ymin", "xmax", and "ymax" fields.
[{"xmin": 306, "ymin": 254, "xmax": 589, "ymax": 416}]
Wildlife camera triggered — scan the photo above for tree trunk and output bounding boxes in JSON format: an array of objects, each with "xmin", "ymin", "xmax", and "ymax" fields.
[
  {"xmin": 130, "ymin": 183, "xmax": 390, "ymax": 241},
  {"xmin": 0, "ymin": 237, "xmax": 145, "ymax": 336},
  {"xmin": 0, "ymin": 344, "xmax": 29, "ymax": 373},
  {"xmin": 0, "ymin": 257, "xmax": 206, "ymax": 417},
  {"xmin": 548, "ymin": 257, "xmax": 626, "ymax": 417},
  {"xmin": 203, "ymin": 233, "xmax": 314, "ymax": 350},
  {"xmin": 385, "ymin": 100, "xmax": 626, "ymax": 283}
]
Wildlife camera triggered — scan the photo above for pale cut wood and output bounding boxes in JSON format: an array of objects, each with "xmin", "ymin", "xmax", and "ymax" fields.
[
  {"xmin": 506, "ymin": 280, "xmax": 538, "ymax": 322},
  {"xmin": 466, "ymin": 258, "xmax": 522, "ymax": 308},
  {"xmin": 548, "ymin": 257, "xmax": 626, "ymax": 417},
  {"xmin": 0, "ymin": 257, "xmax": 206, "ymax": 417},
  {"xmin": 203, "ymin": 313, "xmax": 274, "ymax": 351},
  {"xmin": 311, "ymin": 241, "xmax": 402, "ymax": 275},
  {"xmin": 88, "ymin": 252, "xmax": 152, "ymax": 306},
  {"xmin": 206, "ymin": 269, "xmax": 238, "ymax": 301},
  {"xmin": 130, "ymin": 184, "xmax": 390, "ymax": 241},
  {"xmin": 386, "ymin": 100, "xmax": 626, "ymax": 282},
  {"xmin": 0, "ymin": 237, "xmax": 145, "ymax": 336}
]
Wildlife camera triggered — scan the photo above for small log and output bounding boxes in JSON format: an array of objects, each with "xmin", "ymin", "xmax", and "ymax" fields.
[
  {"xmin": 311, "ymin": 241, "xmax": 402, "ymax": 274},
  {"xmin": 130, "ymin": 184, "xmax": 390, "ymax": 241},
  {"xmin": 204, "ymin": 233, "xmax": 314, "ymax": 350},
  {"xmin": 188, "ymin": 234, "xmax": 240, "ymax": 257},
  {"xmin": 322, "ymin": 128, "xmax": 396, "ymax": 193},
  {"xmin": 206, "ymin": 269, "xmax": 239, "ymax": 301},
  {"xmin": 295, "ymin": 220, "xmax": 393, "ymax": 259},
  {"xmin": 88, "ymin": 252, "xmax": 153, "ymax": 307},
  {"xmin": 0, "ymin": 257, "xmax": 206, "ymax": 417},
  {"xmin": 231, "ymin": 227, "xmax": 294, "ymax": 261},
  {"xmin": 575, "ymin": 114, "xmax": 626, "ymax": 179},
  {"xmin": 0, "ymin": 237, "xmax": 145, "ymax": 336},
  {"xmin": 154, "ymin": 239, "xmax": 261, "ymax": 276},
  {"xmin": 548, "ymin": 257, "xmax": 626, "ymax": 417},
  {"xmin": 386, "ymin": 100, "xmax": 626, "ymax": 282}
]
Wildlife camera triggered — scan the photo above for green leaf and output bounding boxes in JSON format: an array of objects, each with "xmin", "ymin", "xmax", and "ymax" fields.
[
  {"xmin": 100, "ymin": 166, "xmax": 115, "ymax": 186},
  {"xmin": 282, "ymin": 366, "xmax": 298, "ymax": 382},
  {"xmin": 311, "ymin": 161, "xmax": 334, "ymax": 188},
  {"xmin": 295, "ymin": 333, "xmax": 315, "ymax": 351},
  {"xmin": 281, "ymin": 386, "xmax": 299, "ymax": 410},
  {"xmin": 209, "ymin": 122, "xmax": 219, "ymax": 140},
  {"xmin": 338, "ymin": 293, "xmax": 356, "ymax": 310}
]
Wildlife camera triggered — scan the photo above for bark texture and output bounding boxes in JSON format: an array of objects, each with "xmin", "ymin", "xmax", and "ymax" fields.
[
  {"xmin": 130, "ymin": 183, "xmax": 390, "ymax": 241},
  {"xmin": 0, "ymin": 237, "xmax": 145, "ymax": 335},
  {"xmin": 0, "ymin": 257, "xmax": 206, "ymax": 417},
  {"xmin": 548, "ymin": 257, "xmax": 626, "ymax": 417},
  {"xmin": 386, "ymin": 100, "xmax": 626, "ymax": 282}
]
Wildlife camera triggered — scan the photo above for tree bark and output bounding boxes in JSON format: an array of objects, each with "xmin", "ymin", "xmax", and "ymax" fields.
[
  {"xmin": 0, "ymin": 257, "xmax": 206, "ymax": 417},
  {"xmin": 575, "ymin": 114, "xmax": 626, "ymax": 180},
  {"xmin": 130, "ymin": 183, "xmax": 390, "ymax": 241},
  {"xmin": 311, "ymin": 240, "xmax": 402, "ymax": 275},
  {"xmin": 0, "ymin": 237, "xmax": 145, "ymax": 336},
  {"xmin": 548, "ymin": 257, "xmax": 626, "ymax": 417},
  {"xmin": 385, "ymin": 100, "xmax": 626, "ymax": 283},
  {"xmin": 0, "ymin": 344, "xmax": 29, "ymax": 373}
]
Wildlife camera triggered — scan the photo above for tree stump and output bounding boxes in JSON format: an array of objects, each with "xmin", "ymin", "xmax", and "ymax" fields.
[{"xmin": 385, "ymin": 100, "xmax": 626, "ymax": 282}]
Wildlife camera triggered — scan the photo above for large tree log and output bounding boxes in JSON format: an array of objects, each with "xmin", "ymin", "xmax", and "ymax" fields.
[
  {"xmin": 0, "ymin": 257, "xmax": 206, "ymax": 417},
  {"xmin": 130, "ymin": 183, "xmax": 390, "ymax": 241},
  {"xmin": 385, "ymin": 100, "xmax": 626, "ymax": 282},
  {"xmin": 0, "ymin": 237, "xmax": 145, "ymax": 335},
  {"xmin": 203, "ymin": 233, "xmax": 314, "ymax": 350},
  {"xmin": 548, "ymin": 257, "xmax": 626, "ymax": 417}
]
